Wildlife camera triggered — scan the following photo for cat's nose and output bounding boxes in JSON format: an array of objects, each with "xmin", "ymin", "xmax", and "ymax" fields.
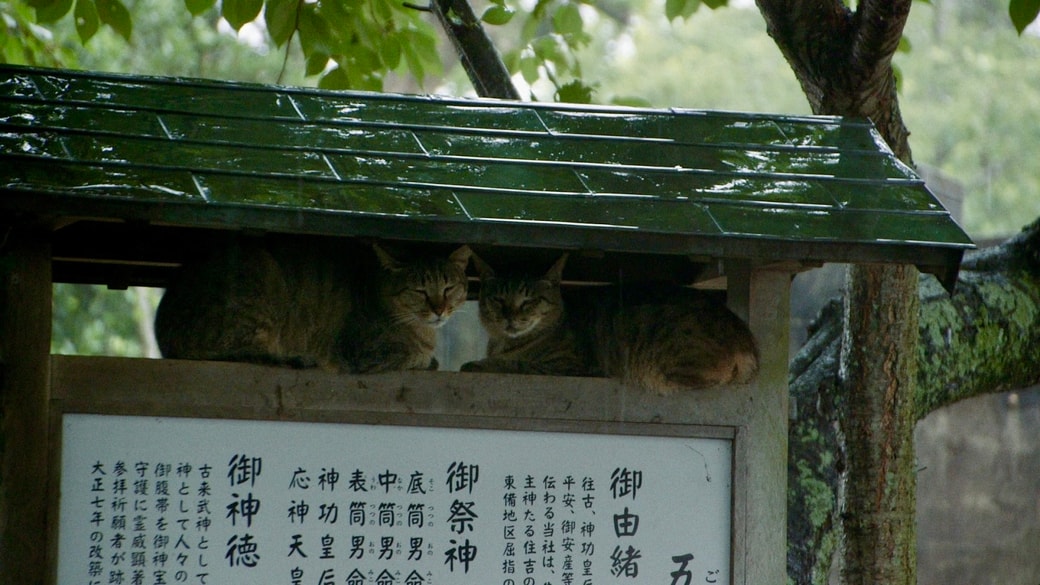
[{"xmin": 428, "ymin": 298, "xmax": 447, "ymax": 316}]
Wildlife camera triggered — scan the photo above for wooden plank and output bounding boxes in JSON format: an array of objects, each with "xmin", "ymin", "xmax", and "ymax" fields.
[
  {"xmin": 49, "ymin": 356, "xmax": 755, "ymax": 428},
  {"xmin": 0, "ymin": 228, "xmax": 52, "ymax": 585}
]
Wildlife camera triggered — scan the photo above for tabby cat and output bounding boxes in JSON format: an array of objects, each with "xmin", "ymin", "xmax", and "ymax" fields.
[
  {"xmin": 461, "ymin": 253, "xmax": 758, "ymax": 393},
  {"xmin": 155, "ymin": 235, "xmax": 471, "ymax": 373}
]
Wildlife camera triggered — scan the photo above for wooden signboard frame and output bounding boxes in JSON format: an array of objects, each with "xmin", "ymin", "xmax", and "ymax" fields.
[
  {"xmin": 48, "ymin": 357, "xmax": 749, "ymax": 585},
  {"xmin": 1, "ymin": 228, "xmax": 792, "ymax": 585}
]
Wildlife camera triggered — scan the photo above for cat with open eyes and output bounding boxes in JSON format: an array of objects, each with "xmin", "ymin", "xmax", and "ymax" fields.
[
  {"xmin": 460, "ymin": 253, "xmax": 758, "ymax": 393},
  {"xmin": 155, "ymin": 235, "xmax": 471, "ymax": 373}
]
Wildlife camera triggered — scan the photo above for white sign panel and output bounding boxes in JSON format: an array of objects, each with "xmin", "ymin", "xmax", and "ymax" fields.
[{"xmin": 58, "ymin": 414, "xmax": 732, "ymax": 585}]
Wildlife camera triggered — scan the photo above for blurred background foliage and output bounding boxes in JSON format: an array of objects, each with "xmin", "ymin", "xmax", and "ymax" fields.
[{"xmin": 1, "ymin": 0, "xmax": 1037, "ymax": 355}]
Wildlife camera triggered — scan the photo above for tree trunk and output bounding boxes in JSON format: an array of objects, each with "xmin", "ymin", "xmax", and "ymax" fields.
[
  {"xmin": 754, "ymin": 1, "xmax": 922, "ymax": 583},
  {"xmin": 786, "ymin": 219, "xmax": 1040, "ymax": 584},
  {"xmin": 839, "ymin": 264, "xmax": 919, "ymax": 584}
]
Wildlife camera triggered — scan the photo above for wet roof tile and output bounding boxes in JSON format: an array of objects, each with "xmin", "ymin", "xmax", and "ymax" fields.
[{"xmin": 0, "ymin": 65, "xmax": 972, "ymax": 283}]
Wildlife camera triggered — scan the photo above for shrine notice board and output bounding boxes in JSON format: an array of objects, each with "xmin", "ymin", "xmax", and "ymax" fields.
[{"xmin": 55, "ymin": 412, "xmax": 737, "ymax": 585}]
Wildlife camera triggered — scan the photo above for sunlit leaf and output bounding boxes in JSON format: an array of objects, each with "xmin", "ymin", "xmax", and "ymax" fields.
[
  {"xmin": 265, "ymin": 0, "xmax": 299, "ymax": 46},
  {"xmin": 222, "ymin": 0, "xmax": 262, "ymax": 31},
  {"xmin": 481, "ymin": 4, "xmax": 515, "ymax": 25},
  {"xmin": 402, "ymin": 43, "xmax": 425, "ymax": 84},
  {"xmin": 898, "ymin": 35, "xmax": 911, "ymax": 53},
  {"xmin": 371, "ymin": 0, "xmax": 393, "ymax": 22},
  {"xmin": 95, "ymin": 0, "xmax": 131, "ymax": 40},
  {"xmin": 74, "ymin": 0, "xmax": 100, "ymax": 42},
  {"xmin": 519, "ymin": 49, "xmax": 540, "ymax": 84},
  {"xmin": 379, "ymin": 35, "xmax": 401, "ymax": 69},
  {"xmin": 552, "ymin": 2, "xmax": 582, "ymax": 36},
  {"xmin": 184, "ymin": 0, "xmax": 216, "ymax": 17},
  {"xmin": 34, "ymin": 0, "xmax": 74, "ymax": 23},
  {"xmin": 1009, "ymin": 0, "xmax": 1040, "ymax": 34},
  {"xmin": 703, "ymin": 0, "xmax": 727, "ymax": 8}
]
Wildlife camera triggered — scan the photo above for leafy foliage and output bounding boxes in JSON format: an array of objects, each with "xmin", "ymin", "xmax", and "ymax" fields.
[
  {"xmin": 1010, "ymin": 0, "xmax": 1040, "ymax": 33},
  {"xmin": 4, "ymin": 0, "xmax": 442, "ymax": 90},
  {"xmin": 51, "ymin": 284, "xmax": 160, "ymax": 357}
]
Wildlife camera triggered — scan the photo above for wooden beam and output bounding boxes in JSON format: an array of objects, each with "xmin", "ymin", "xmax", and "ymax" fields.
[{"xmin": 0, "ymin": 227, "xmax": 52, "ymax": 585}]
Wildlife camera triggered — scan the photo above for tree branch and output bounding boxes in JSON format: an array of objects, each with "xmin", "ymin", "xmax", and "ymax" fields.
[
  {"xmin": 430, "ymin": 0, "xmax": 520, "ymax": 100},
  {"xmin": 850, "ymin": 0, "xmax": 911, "ymax": 73}
]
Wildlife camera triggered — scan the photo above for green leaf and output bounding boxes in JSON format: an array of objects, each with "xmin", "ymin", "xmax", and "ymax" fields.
[
  {"xmin": 222, "ymin": 0, "xmax": 262, "ymax": 31},
  {"xmin": 297, "ymin": 4, "xmax": 331, "ymax": 55},
  {"xmin": 552, "ymin": 2, "xmax": 582, "ymax": 36},
  {"xmin": 184, "ymin": 0, "xmax": 216, "ymax": 17},
  {"xmin": 610, "ymin": 95, "xmax": 652, "ymax": 108},
  {"xmin": 555, "ymin": 79, "xmax": 594, "ymax": 104},
  {"xmin": 74, "ymin": 0, "xmax": 100, "ymax": 43},
  {"xmin": 305, "ymin": 51, "xmax": 330, "ymax": 76},
  {"xmin": 1009, "ymin": 0, "xmax": 1040, "ymax": 34},
  {"xmin": 318, "ymin": 66, "xmax": 350, "ymax": 90},
  {"xmin": 95, "ymin": 0, "xmax": 131, "ymax": 40},
  {"xmin": 379, "ymin": 35, "xmax": 402, "ymax": 69},
  {"xmin": 402, "ymin": 44, "xmax": 426, "ymax": 84},
  {"xmin": 34, "ymin": 0, "xmax": 74, "ymax": 23},
  {"xmin": 265, "ymin": 0, "xmax": 299, "ymax": 46},
  {"xmin": 702, "ymin": 0, "xmax": 727, "ymax": 8},
  {"xmin": 897, "ymin": 35, "xmax": 911, "ymax": 54},
  {"xmin": 371, "ymin": 0, "xmax": 393, "ymax": 22},
  {"xmin": 519, "ymin": 50, "xmax": 540, "ymax": 84},
  {"xmin": 665, "ymin": 0, "xmax": 697, "ymax": 21},
  {"xmin": 481, "ymin": 4, "xmax": 515, "ymax": 25}
]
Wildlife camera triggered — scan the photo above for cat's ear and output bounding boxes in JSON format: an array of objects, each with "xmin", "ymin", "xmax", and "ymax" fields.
[
  {"xmin": 470, "ymin": 252, "xmax": 496, "ymax": 280},
  {"xmin": 544, "ymin": 253, "xmax": 568, "ymax": 285},
  {"xmin": 449, "ymin": 245, "xmax": 473, "ymax": 271},
  {"xmin": 372, "ymin": 243, "xmax": 404, "ymax": 272}
]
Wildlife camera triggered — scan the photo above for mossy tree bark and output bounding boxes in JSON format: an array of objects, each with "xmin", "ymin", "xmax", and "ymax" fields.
[
  {"xmin": 839, "ymin": 264, "xmax": 919, "ymax": 584},
  {"xmin": 786, "ymin": 219, "xmax": 1040, "ymax": 584}
]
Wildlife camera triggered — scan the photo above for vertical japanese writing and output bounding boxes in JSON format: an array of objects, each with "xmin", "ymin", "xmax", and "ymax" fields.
[
  {"xmin": 542, "ymin": 475, "xmax": 557, "ymax": 580},
  {"xmin": 609, "ymin": 467, "xmax": 643, "ymax": 579},
  {"xmin": 444, "ymin": 461, "xmax": 480, "ymax": 575},
  {"xmin": 580, "ymin": 475, "xmax": 596, "ymax": 585},
  {"xmin": 502, "ymin": 475, "xmax": 517, "ymax": 584},
  {"xmin": 80, "ymin": 459, "xmax": 212, "ymax": 585},
  {"xmin": 225, "ymin": 454, "xmax": 263, "ymax": 571},
  {"xmin": 63, "ymin": 416, "xmax": 731, "ymax": 585},
  {"xmin": 499, "ymin": 471, "xmax": 601, "ymax": 585}
]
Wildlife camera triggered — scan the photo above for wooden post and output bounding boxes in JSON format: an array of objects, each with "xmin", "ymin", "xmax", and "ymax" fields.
[
  {"xmin": 728, "ymin": 263, "xmax": 791, "ymax": 583},
  {"xmin": 0, "ymin": 227, "xmax": 52, "ymax": 585}
]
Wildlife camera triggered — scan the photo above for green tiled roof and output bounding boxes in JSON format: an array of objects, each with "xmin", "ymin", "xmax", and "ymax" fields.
[{"xmin": 0, "ymin": 66, "xmax": 972, "ymax": 287}]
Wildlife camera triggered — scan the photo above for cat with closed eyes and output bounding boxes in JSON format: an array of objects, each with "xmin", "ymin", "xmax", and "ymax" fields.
[
  {"xmin": 155, "ymin": 235, "xmax": 471, "ymax": 373},
  {"xmin": 460, "ymin": 253, "xmax": 758, "ymax": 393}
]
